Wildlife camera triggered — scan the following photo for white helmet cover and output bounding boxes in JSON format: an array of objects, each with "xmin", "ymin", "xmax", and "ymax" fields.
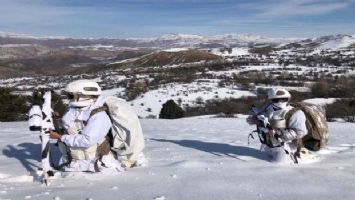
[
  {"xmin": 267, "ymin": 88, "xmax": 291, "ymax": 100},
  {"xmin": 65, "ymin": 80, "xmax": 101, "ymax": 107},
  {"xmin": 65, "ymin": 80, "xmax": 102, "ymax": 96}
]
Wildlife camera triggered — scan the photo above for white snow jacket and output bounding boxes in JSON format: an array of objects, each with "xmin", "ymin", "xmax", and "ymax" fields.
[
  {"xmin": 61, "ymin": 108, "xmax": 111, "ymax": 148},
  {"xmin": 259, "ymin": 103, "xmax": 308, "ymax": 163},
  {"xmin": 58, "ymin": 97, "xmax": 115, "ymax": 172},
  {"xmin": 263, "ymin": 103, "xmax": 307, "ymax": 143},
  {"xmin": 60, "ymin": 97, "xmax": 112, "ymax": 161}
]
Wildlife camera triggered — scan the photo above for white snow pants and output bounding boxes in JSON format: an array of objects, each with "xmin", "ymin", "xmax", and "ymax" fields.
[
  {"xmin": 60, "ymin": 152, "xmax": 125, "ymax": 173},
  {"xmin": 260, "ymin": 144, "xmax": 295, "ymax": 164}
]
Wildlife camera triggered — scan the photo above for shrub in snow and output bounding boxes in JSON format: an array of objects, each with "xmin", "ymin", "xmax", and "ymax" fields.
[
  {"xmin": 159, "ymin": 99, "xmax": 185, "ymax": 119},
  {"xmin": 184, "ymin": 97, "xmax": 263, "ymax": 117},
  {"xmin": 51, "ymin": 91, "xmax": 68, "ymax": 117},
  {"xmin": 196, "ymin": 97, "xmax": 204, "ymax": 104},
  {"xmin": 0, "ymin": 88, "xmax": 30, "ymax": 121},
  {"xmin": 326, "ymin": 98, "xmax": 355, "ymax": 122},
  {"xmin": 146, "ymin": 114, "xmax": 156, "ymax": 119}
]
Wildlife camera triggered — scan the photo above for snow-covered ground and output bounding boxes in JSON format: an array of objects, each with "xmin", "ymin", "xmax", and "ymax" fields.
[
  {"xmin": 205, "ymin": 64, "xmax": 355, "ymax": 78},
  {"xmin": 1, "ymin": 118, "xmax": 355, "ymax": 200},
  {"xmin": 210, "ymin": 47, "xmax": 250, "ymax": 57},
  {"xmin": 131, "ymin": 81, "xmax": 255, "ymax": 118},
  {"xmin": 303, "ymin": 98, "xmax": 337, "ymax": 106},
  {"xmin": 162, "ymin": 48, "xmax": 189, "ymax": 52},
  {"xmin": 317, "ymin": 35, "xmax": 355, "ymax": 50}
]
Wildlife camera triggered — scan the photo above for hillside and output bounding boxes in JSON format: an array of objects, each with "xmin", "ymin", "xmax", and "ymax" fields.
[
  {"xmin": 0, "ymin": 33, "xmax": 354, "ymax": 78},
  {"xmin": 0, "ymin": 32, "xmax": 355, "ymax": 120},
  {"xmin": 110, "ymin": 49, "xmax": 221, "ymax": 68}
]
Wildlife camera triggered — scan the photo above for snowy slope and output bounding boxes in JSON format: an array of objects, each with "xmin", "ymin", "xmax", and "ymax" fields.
[
  {"xmin": 303, "ymin": 98, "xmax": 337, "ymax": 106},
  {"xmin": 206, "ymin": 64, "xmax": 355, "ymax": 78},
  {"xmin": 210, "ymin": 47, "xmax": 250, "ymax": 57},
  {"xmin": 131, "ymin": 81, "xmax": 256, "ymax": 118},
  {"xmin": 1, "ymin": 118, "xmax": 355, "ymax": 200},
  {"xmin": 315, "ymin": 35, "xmax": 355, "ymax": 50}
]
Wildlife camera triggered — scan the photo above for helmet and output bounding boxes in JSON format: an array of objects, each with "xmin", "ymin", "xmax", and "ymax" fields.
[
  {"xmin": 267, "ymin": 88, "xmax": 291, "ymax": 100},
  {"xmin": 65, "ymin": 80, "xmax": 102, "ymax": 96},
  {"xmin": 65, "ymin": 80, "xmax": 102, "ymax": 108}
]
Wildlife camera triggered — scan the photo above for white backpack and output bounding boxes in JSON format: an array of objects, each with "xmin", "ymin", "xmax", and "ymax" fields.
[{"xmin": 93, "ymin": 96, "xmax": 145, "ymax": 162}]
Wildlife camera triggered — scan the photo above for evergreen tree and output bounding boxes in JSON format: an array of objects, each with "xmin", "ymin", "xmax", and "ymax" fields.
[
  {"xmin": 31, "ymin": 89, "xmax": 44, "ymax": 106},
  {"xmin": 51, "ymin": 91, "xmax": 67, "ymax": 117},
  {"xmin": 159, "ymin": 99, "xmax": 185, "ymax": 119},
  {"xmin": 0, "ymin": 88, "xmax": 30, "ymax": 121},
  {"xmin": 30, "ymin": 89, "xmax": 67, "ymax": 116}
]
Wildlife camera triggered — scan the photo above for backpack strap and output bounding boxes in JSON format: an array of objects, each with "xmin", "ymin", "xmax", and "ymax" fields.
[
  {"xmin": 90, "ymin": 105, "xmax": 111, "ymax": 172},
  {"xmin": 285, "ymin": 106, "xmax": 303, "ymax": 162},
  {"xmin": 90, "ymin": 105, "xmax": 108, "ymax": 117},
  {"xmin": 284, "ymin": 106, "xmax": 301, "ymax": 127}
]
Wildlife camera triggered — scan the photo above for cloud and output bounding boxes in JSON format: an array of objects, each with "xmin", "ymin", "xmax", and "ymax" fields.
[
  {"xmin": 0, "ymin": 0, "xmax": 354, "ymax": 38},
  {"xmin": 248, "ymin": 0, "xmax": 354, "ymax": 17}
]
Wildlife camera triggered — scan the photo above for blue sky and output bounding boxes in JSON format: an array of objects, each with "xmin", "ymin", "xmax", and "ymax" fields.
[{"xmin": 1, "ymin": 0, "xmax": 354, "ymax": 38}]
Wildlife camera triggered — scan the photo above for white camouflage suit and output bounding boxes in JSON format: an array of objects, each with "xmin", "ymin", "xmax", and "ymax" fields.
[
  {"xmin": 59, "ymin": 96, "xmax": 124, "ymax": 172},
  {"xmin": 258, "ymin": 103, "xmax": 307, "ymax": 164}
]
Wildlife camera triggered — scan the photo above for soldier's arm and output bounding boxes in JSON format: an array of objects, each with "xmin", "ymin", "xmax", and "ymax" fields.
[
  {"xmin": 280, "ymin": 110, "xmax": 307, "ymax": 141},
  {"xmin": 61, "ymin": 112, "xmax": 111, "ymax": 148}
]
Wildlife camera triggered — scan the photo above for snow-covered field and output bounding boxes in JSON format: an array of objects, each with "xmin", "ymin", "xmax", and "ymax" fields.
[
  {"xmin": 317, "ymin": 35, "xmax": 355, "ymax": 50},
  {"xmin": 211, "ymin": 47, "xmax": 250, "ymax": 57},
  {"xmin": 206, "ymin": 64, "xmax": 355, "ymax": 77},
  {"xmin": 131, "ymin": 81, "xmax": 255, "ymax": 118},
  {"xmin": 1, "ymin": 118, "xmax": 355, "ymax": 200},
  {"xmin": 303, "ymin": 98, "xmax": 337, "ymax": 106}
]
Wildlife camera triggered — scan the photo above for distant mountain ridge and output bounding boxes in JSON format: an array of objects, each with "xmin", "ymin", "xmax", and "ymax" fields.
[
  {"xmin": 0, "ymin": 31, "xmax": 354, "ymax": 79},
  {"xmin": 1, "ymin": 31, "xmax": 354, "ymax": 49},
  {"xmin": 0, "ymin": 32, "xmax": 304, "ymax": 48}
]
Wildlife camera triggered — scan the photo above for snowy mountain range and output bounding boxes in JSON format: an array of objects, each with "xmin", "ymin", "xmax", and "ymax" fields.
[{"xmin": 2, "ymin": 31, "xmax": 353, "ymax": 48}]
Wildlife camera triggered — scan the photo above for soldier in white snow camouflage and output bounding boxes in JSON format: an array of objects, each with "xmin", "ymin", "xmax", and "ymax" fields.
[
  {"xmin": 49, "ymin": 80, "xmax": 124, "ymax": 172},
  {"xmin": 247, "ymin": 88, "xmax": 310, "ymax": 164}
]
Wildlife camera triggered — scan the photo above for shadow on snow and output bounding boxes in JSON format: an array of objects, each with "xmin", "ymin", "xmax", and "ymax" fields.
[
  {"xmin": 151, "ymin": 138, "xmax": 269, "ymax": 162},
  {"xmin": 2, "ymin": 142, "xmax": 61, "ymax": 172},
  {"xmin": 2, "ymin": 139, "xmax": 269, "ymax": 172}
]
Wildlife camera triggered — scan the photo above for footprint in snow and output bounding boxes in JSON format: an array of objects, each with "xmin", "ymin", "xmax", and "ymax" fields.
[
  {"xmin": 340, "ymin": 143, "xmax": 355, "ymax": 147},
  {"xmin": 231, "ymin": 140, "xmax": 243, "ymax": 144},
  {"xmin": 169, "ymin": 160, "xmax": 208, "ymax": 168},
  {"xmin": 319, "ymin": 145, "xmax": 355, "ymax": 155},
  {"xmin": 0, "ymin": 190, "xmax": 8, "ymax": 194},
  {"xmin": 148, "ymin": 172, "xmax": 155, "ymax": 176},
  {"xmin": 154, "ymin": 195, "xmax": 166, "ymax": 200},
  {"xmin": 170, "ymin": 174, "xmax": 178, "ymax": 179}
]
